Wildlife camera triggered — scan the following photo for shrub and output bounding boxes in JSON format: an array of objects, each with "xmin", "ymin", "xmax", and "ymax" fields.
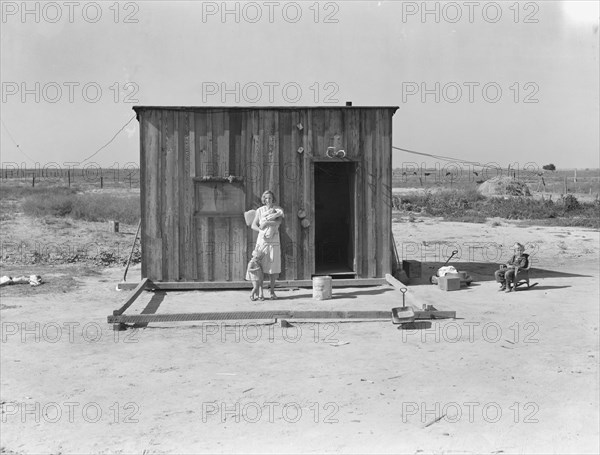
[
  {"xmin": 21, "ymin": 191, "xmax": 140, "ymax": 224},
  {"xmin": 391, "ymin": 187, "xmax": 599, "ymax": 228},
  {"xmin": 22, "ymin": 192, "xmax": 74, "ymax": 217},
  {"xmin": 70, "ymin": 194, "xmax": 140, "ymax": 224},
  {"xmin": 563, "ymin": 194, "xmax": 580, "ymax": 211},
  {"xmin": 399, "ymin": 188, "xmax": 484, "ymax": 217},
  {"xmin": 484, "ymin": 196, "xmax": 560, "ymax": 220}
]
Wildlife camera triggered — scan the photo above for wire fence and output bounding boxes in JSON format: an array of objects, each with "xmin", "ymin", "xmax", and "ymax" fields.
[
  {"xmin": 392, "ymin": 168, "xmax": 600, "ymax": 195},
  {"xmin": 0, "ymin": 167, "xmax": 140, "ymax": 189}
]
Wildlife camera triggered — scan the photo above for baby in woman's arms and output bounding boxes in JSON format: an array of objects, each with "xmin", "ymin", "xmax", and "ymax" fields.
[{"xmin": 262, "ymin": 207, "xmax": 284, "ymax": 239}]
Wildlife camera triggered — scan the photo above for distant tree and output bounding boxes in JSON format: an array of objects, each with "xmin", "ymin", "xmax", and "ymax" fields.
[{"xmin": 542, "ymin": 163, "xmax": 556, "ymax": 171}]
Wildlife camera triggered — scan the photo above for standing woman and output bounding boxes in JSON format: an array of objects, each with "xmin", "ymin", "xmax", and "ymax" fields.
[{"xmin": 251, "ymin": 190, "xmax": 284, "ymax": 300}]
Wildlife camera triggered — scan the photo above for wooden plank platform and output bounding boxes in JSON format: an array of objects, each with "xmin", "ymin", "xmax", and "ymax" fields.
[
  {"xmin": 117, "ymin": 278, "xmax": 387, "ymax": 291},
  {"xmin": 108, "ymin": 310, "xmax": 392, "ymax": 324},
  {"xmin": 108, "ymin": 308, "xmax": 455, "ymax": 325},
  {"xmin": 385, "ymin": 273, "xmax": 406, "ymax": 291},
  {"xmin": 113, "ymin": 278, "xmax": 152, "ymax": 316},
  {"xmin": 109, "ymin": 277, "xmax": 456, "ymax": 329}
]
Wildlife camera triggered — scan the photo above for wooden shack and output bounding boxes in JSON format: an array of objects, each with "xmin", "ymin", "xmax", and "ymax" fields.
[{"xmin": 133, "ymin": 105, "xmax": 399, "ymax": 285}]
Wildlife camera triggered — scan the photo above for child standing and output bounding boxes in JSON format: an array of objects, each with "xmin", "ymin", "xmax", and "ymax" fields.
[{"xmin": 246, "ymin": 250, "xmax": 264, "ymax": 301}]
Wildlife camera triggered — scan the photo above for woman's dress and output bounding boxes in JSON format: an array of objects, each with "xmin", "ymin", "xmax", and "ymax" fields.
[{"xmin": 254, "ymin": 205, "xmax": 282, "ymax": 274}]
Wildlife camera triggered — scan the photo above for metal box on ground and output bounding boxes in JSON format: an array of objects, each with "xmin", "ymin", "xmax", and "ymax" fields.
[{"xmin": 438, "ymin": 274, "xmax": 461, "ymax": 291}]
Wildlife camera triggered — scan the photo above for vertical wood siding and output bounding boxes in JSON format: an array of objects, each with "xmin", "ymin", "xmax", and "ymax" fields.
[{"xmin": 137, "ymin": 107, "xmax": 396, "ymax": 282}]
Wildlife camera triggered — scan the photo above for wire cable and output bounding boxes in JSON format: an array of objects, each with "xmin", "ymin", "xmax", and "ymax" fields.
[
  {"xmin": 1, "ymin": 119, "xmax": 37, "ymax": 163},
  {"xmin": 80, "ymin": 114, "xmax": 137, "ymax": 164},
  {"xmin": 392, "ymin": 145, "xmax": 484, "ymax": 167},
  {"xmin": 392, "ymin": 145, "xmax": 526, "ymax": 175}
]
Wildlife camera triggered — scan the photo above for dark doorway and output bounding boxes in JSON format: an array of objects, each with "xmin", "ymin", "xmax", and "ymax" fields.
[{"xmin": 314, "ymin": 162, "xmax": 355, "ymax": 277}]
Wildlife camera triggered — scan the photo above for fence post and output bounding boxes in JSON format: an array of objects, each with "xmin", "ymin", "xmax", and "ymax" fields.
[
  {"xmin": 101, "ymin": 176, "xmax": 104, "ymax": 189},
  {"xmin": 32, "ymin": 175, "xmax": 35, "ymax": 187}
]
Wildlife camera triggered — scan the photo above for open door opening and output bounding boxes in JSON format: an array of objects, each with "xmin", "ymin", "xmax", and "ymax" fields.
[{"xmin": 314, "ymin": 162, "xmax": 355, "ymax": 278}]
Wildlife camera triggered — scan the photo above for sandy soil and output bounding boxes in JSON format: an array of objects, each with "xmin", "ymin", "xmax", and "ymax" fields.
[
  {"xmin": 1, "ymin": 216, "xmax": 599, "ymax": 454},
  {"xmin": 0, "ymin": 213, "xmax": 140, "ymax": 267}
]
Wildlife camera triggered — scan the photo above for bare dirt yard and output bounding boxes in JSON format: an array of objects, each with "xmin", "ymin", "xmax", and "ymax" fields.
[{"xmin": 1, "ymin": 208, "xmax": 599, "ymax": 454}]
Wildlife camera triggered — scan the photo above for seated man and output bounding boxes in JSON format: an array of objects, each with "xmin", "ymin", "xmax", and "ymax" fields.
[{"xmin": 495, "ymin": 243, "xmax": 528, "ymax": 293}]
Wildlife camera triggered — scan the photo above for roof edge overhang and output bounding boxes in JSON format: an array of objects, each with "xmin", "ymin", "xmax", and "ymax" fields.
[{"xmin": 133, "ymin": 105, "xmax": 399, "ymax": 117}]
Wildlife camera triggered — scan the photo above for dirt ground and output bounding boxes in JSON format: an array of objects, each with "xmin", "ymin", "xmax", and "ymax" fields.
[{"xmin": 1, "ymin": 216, "xmax": 599, "ymax": 454}]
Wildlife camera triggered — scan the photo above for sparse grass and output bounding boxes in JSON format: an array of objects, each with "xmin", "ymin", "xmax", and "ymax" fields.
[
  {"xmin": 393, "ymin": 188, "xmax": 485, "ymax": 217},
  {"xmin": 525, "ymin": 216, "xmax": 600, "ymax": 229},
  {"xmin": 394, "ymin": 189, "xmax": 600, "ymax": 228},
  {"xmin": 445, "ymin": 214, "xmax": 487, "ymax": 223},
  {"xmin": 70, "ymin": 193, "xmax": 140, "ymax": 224},
  {"xmin": 0, "ymin": 183, "xmax": 78, "ymax": 200},
  {"xmin": 15, "ymin": 187, "xmax": 140, "ymax": 224},
  {"xmin": 1, "ymin": 183, "xmax": 140, "ymax": 268},
  {"xmin": 0, "ymin": 264, "xmax": 105, "ymax": 296},
  {"xmin": 22, "ymin": 190, "xmax": 76, "ymax": 217},
  {"xmin": 0, "ymin": 201, "xmax": 16, "ymax": 221}
]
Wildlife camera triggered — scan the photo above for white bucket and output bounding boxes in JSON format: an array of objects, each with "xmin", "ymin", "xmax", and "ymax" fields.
[{"xmin": 313, "ymin": 276, "xmax": 332, "ymax": 300}]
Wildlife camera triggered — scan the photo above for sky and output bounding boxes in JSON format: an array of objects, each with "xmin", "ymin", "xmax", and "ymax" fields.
[{"xmin": 1, "ymin": 0, "xmax": 599, "ymax": 173}]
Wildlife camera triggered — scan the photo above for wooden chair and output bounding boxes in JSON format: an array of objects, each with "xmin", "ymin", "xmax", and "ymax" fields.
[{"xmin": 514, "ymin": 254, "xmax": 532, "ymax": 289}]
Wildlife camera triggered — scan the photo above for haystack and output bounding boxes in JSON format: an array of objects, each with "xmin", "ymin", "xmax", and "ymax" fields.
[{"xmin": 478, "ymin": 176, "xmax": 531, "ymax": 197}]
